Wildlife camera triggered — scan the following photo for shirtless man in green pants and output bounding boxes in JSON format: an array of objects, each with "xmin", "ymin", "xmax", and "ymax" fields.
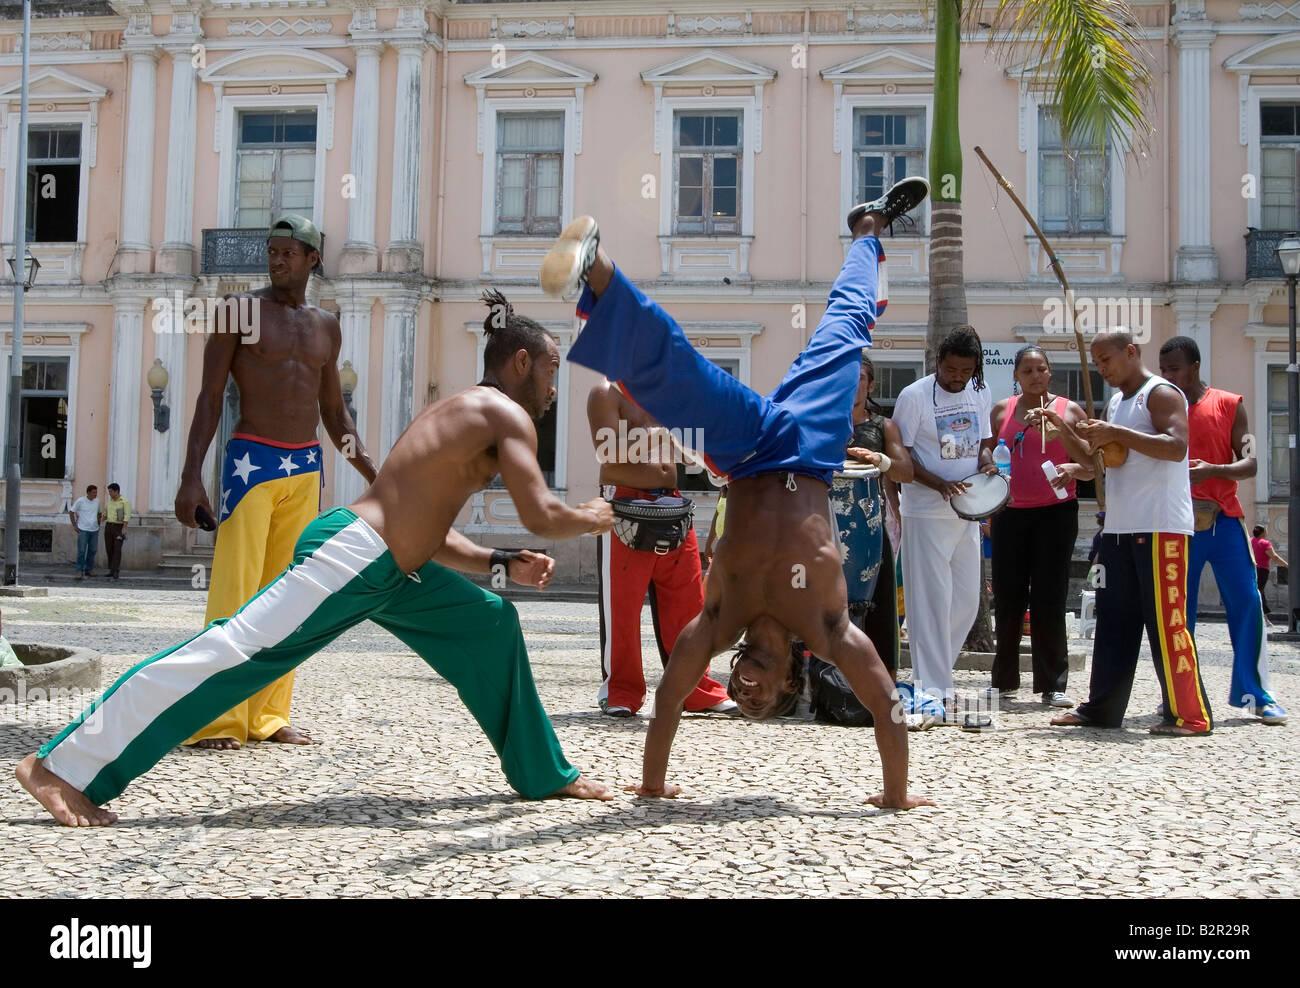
[{"xmin": 18, "ymin": 292, "xmax": 613, "ymax": 825}]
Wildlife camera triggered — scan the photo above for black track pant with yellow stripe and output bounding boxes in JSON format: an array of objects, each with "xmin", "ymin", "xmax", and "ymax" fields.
[{"xmin": 1077, "ymin": 532, "xmax": 1213, "ymax": 733}]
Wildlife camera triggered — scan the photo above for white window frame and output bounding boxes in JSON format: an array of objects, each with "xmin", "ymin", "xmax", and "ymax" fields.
[
  {"xmin": 656, "ymin": 95, "xmax": 757, "ymax": 241},
  {"xmin": 838, "ymin": 95, "xmax": 933, "ymax": 238},
  {"xmin": 1257, "ymin": 356, "xmax": 1289, "ymax": 503},
  {"xmin": 215, "ymin": 95, "xmax": 327, "ymax": 228},
  {"xmin": 1, "ymin": 111, "xmax": 91, "ymax": 246},
  {"xmin": 479, "ymin": 97, "xmax": 576, "ymax": 242},
  {"xmin": 1021, "ymin": 90, "xmax": 1126, "ymax": 240},
  {"xmin": 860, "ymin": 348, "xmax": 925, "ymax": 415},
  {"xmin": 467, "ymin": 319, "xmax": 574, "ymax": 491},
  {"xmin": 1, "ymin": 328, "xmax": 85, "ymax": 483},
  {"xmin": 1246, "ymin": 86, "xmax": 1300, "ymax": 231}
]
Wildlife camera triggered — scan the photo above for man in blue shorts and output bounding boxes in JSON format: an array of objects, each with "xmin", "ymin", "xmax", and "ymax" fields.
[{"xmin": 540, "ymin": 177, "xmax": 934, "ymax": 810}]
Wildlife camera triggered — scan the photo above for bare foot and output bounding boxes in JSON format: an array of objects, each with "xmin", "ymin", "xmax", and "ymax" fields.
[
  {"xmin": 624, "ymin": 782, "xmax": 683, "ymax": 798},
  {"xmin": 867, "ymin": 791, "xmax": 936, "ymax": 810},
  {"xmin": 586, "ymin": 246, "xmax": 614, "ymax": 296},
  {"xmin": 265, "ymin": 725, "xmax": 314, "ymax": 745},
  {"xmin": 190, "ymin": 737, "xmax": 242, "ymax": 750},
  {"xmin": 549, "ymin": 775, "xmax": 614, "ymax": 800},
  {"xmin": 15, "ymin": 754, "xmax": 118, "ymax": 826},
  {"xmin": 1051, "ymin": 711, "xmax": 1090, "ymax": 727},
  {"xmin": 1149, "ymin": 724, "xmax": 1209, "ymax": 737}
]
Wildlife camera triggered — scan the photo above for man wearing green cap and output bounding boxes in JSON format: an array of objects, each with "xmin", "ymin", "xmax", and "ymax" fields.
[{"xmin": 175, "ymin": 214, "xmax": 378, "ymax": 750}]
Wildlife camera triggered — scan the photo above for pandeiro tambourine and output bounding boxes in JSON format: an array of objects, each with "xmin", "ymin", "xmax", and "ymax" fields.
[{"xmin": 948, "ymin": 472, "xmax": 1010, "ymax": 521}]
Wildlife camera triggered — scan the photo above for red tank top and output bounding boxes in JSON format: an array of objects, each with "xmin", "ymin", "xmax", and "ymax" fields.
[
  {"xmin": 997, "ymin": 394, "xmax": 1077, "ymax": 508},
  {"xmin": 1187, "ymin": 387, "xmax": 1244, "ymax": 518}
]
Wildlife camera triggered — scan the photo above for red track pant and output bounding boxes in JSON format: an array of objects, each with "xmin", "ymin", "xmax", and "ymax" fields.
[{"xmin": 597, "ymin": 520, "xmax": 728, "ymax": 714}]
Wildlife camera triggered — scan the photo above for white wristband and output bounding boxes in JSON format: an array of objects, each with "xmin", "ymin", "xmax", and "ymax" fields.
[{"xmin": 876, "ymin": 452, "xmax": 893, "ymax": 475}]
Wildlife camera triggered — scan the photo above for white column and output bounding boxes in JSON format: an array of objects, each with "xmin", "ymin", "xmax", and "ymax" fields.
[
  {"xmin": 345, "ymin": 42, "xmax": 384, "ymax": 256},
  {"xmin": 161, "ymin": 43, "xmax": 199, "ymax": 255},
  {"xmin": 379, "ymin": 290, "xmax": 421, "ymax": 460},
  {"xmin": 120, "ymin": 47, "xmax": 160, "ymax": 250},
  {"xmin": 1171, "ymin": 286, "xmax": 1223, "ymax": 385},
  {"xmin": 333, "ymin": 293, "xmax": 374, "ymax": 507},
  {"xmin": 386, "ymin": 40, "xmax": 425, "ymax": 271},
  {"xmin": 148, "ymin": 295, "xmax": 189, "ymax": 512},
  {"xmin": 1173, "ymin": 4, "xmax": 1217, "ymax": 281},
  {"xmin": 107, "ymin": 294, "xmax": 146, "ymax": 496}
]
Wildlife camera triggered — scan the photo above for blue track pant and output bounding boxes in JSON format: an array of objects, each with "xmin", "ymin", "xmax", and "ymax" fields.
[
  {"xmin": 1187, "ymin": 513, "xmax": 1276, "ymax": 709},
  {"xmin": 569, "ymin": 236, "xmax": 887, "ymax": 486}
]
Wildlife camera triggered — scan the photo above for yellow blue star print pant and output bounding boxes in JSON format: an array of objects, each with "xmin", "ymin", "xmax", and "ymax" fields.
[{"xmin": 185, "ymin": 433, "xmax": 322, "ymax": 745}]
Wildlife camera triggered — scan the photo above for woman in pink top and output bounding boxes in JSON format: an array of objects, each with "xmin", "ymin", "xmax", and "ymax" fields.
[
  {"xmin": 984, "ymin": 346, "xmax": 1094, "ymax": 706},
  {"xmin": 1251, "ymin": 524, "xmax": 1288, "ymax": 619}
]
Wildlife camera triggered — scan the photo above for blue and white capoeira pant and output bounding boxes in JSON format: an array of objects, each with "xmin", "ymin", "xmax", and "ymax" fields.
[
  {"xmin": 569, "ymin": 235, "xmax": 888, "ymax": 486},
  {"xmin": 1187, "ymin": 512, "xmax": 1277, "ymax": 709}
]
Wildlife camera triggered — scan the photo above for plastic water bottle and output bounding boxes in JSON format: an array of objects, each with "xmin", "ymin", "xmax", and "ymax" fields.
[{"xmin": 994, "ymin": 439, "xmax": 1012, "ymax": 479}]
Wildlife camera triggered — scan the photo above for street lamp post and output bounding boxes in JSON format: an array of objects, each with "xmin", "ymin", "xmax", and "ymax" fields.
[
  {"xmin": 3, "ymin": 0, "xmax": 32, "ymax": 586},
  {"xmin": 1275, "ymin": 233, "xmax": 1300, "ymax": 632}
]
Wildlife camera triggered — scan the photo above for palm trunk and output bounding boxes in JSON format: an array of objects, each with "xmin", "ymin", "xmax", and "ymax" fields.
[{"xmin": 925, "ymin": 0, "xmax": 994, "ymax": 652}]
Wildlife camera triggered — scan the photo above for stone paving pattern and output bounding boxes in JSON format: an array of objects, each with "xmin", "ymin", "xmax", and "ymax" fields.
[{"xmin": 2, "ymin": 587, "xmax": 1297, "ymax": 898}]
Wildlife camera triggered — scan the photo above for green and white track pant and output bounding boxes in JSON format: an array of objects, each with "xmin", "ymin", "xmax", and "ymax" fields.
[{"xmin": 39, "ymin": 508, "xmax": 581, "ymax": 805}]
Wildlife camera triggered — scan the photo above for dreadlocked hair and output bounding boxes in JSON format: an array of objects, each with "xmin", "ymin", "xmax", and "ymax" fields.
[
  {"xmin": 937, "ymin": 325, "xmax": 986, "ymax": 391},
  {"xmin": 480, "ymin": 289, "xmax": 554, "ymax": 372},
  {"xmin": 726, "ymin": 640, "xmax": 806, "ymax": 719}
]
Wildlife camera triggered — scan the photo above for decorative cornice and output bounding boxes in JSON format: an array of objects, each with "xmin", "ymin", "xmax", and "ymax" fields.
[
  {"xmin": 16, "ymin": 33, "xmax": 92, "ymax": 52},
  {"xmin": 1240, "ymin": 2, "xmax": 1300, "ymax": 19},
  {"xmin": 228, "ymin": 18, "xmax": 334, "ymax": 37}
]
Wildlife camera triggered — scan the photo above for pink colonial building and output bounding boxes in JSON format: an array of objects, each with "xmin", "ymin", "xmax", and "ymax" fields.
[{"xmin": 0, "ymin": 0, "xmax": 1298, "ymax": 603}]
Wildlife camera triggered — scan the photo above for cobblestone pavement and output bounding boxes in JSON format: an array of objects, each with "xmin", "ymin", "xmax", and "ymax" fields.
[{"xmin": 2, "ymin": 587, "xmax": 1297, "ymax": 898}]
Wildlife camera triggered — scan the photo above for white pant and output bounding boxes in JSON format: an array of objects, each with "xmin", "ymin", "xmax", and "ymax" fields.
[{"xmin": 901, "ymin": 514, "xmax": 981, "ymax": 700}]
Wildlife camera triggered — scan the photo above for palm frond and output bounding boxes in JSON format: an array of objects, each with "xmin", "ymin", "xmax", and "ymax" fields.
[{"xmin": 985, "ymin": 0, "xmax": 1155, "ymax": 154}]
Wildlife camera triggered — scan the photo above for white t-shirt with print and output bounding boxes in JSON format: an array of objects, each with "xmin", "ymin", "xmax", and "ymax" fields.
[
  {"xmin": 70, "ymin": 496, "xmax": 100, "ymax": 532},
  {"xmin": 894, "ymin": 373, "xmax": 994, "ymax": 519}
]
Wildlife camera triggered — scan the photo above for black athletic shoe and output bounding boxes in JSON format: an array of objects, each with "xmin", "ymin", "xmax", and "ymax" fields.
[{"xmin": 846, "ymin": 176, "xmax": 931, "ymax": 234}]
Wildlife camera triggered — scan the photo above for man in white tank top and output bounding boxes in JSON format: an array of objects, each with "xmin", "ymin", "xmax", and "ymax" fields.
[{"xmin": 1049, "ymin": 330, "xmax": 1213, "ymax": 735}]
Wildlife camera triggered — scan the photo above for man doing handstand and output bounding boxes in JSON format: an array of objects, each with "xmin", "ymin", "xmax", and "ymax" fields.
[
  {"xmin": 540, "ymin": 177, "xmax": 935, "ymax": 810},
  {"xmin": 17, "ymin": 293, "xmax": 614, "ymax": 825}
]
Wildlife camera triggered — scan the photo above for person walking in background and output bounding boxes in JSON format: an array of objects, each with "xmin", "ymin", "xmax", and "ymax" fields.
[
  {"xmin": 1159, "ymin": 337, "xmax": 1287, "ymax": 726},
  {"xmin": 1251, "ymin": 525, "xmax": 1287, "ymax": 623},
  {"xmin": 985, "ymin": 346, "xmax": 1092, "ymax": 708},
  {"xmin": 67, "ymin": 485, "xmax": 101, "ymax": 581},
  {"xmin": 101, "ymin": 484, "xmax": 131, "ymax": 580},
  {"xmin": 1051, "ymin": 330, "xmax": 1212, "ymax": 736}
]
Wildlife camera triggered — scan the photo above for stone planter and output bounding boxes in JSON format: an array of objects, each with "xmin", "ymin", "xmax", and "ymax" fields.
[{"xmin": 0, "ymin": 643, "xmax": 101, "ymax": 701}]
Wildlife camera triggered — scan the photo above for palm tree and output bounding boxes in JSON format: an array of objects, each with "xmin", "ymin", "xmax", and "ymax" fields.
[{"xmin": 925, "ymin": 0, "xmax": 1155, "ymax": 650}]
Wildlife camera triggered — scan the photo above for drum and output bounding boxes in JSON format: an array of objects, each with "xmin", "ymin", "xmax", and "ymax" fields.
[
  {"xmin": 948, "ymin": 472, "xmax": 1010, "ymax": 521},
  {"xmin": 830, "ymin": 464, "xmax": 883, "ymax": 605}
]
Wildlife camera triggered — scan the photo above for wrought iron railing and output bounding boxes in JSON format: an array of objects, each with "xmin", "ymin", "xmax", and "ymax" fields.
[
  {"xmin": 1246, "ymin": 229, "xmax": 1290, "ymax": 280},
  {"xmin": 201, "ymin": 228, "xmax": 325, "ymax": 275}
]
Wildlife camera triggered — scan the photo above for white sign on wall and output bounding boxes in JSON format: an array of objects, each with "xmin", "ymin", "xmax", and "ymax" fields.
[{"xmin": 981, "ymin": 342, "xmax": 1024, "ymax": 404}]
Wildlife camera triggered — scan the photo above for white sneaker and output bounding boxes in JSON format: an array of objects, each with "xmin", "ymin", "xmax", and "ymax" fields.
[
  {"xmin": 539, "ymin": 216, "xmax": 600, "ymax": 298},
  {"xmin": 699, "ymin": 699, "xmax": 740, "ymax": 715},
  {"xmin": 1045, "ymin": 692, "xmax": 1075, "ymax": 708}
]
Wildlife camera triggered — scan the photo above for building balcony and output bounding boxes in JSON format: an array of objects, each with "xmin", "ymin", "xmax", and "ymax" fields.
[
  {"xmin": 1246, "ymin": 229, "xmax": 1289, "ymax": 281},
  {"xmin": 201, "ymin": 228, "xmax": 325, "ymax": 275}
]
